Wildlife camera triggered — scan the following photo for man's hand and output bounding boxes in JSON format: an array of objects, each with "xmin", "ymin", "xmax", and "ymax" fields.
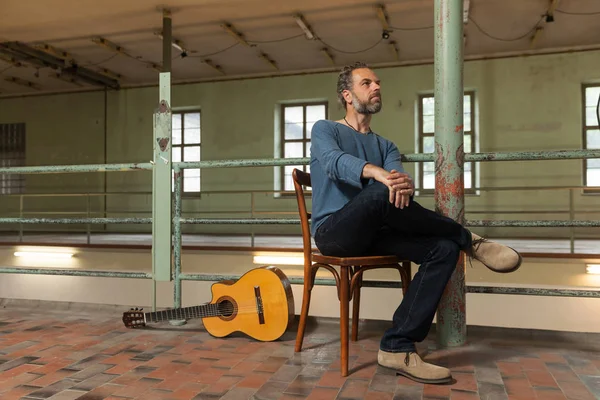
[
  {"xmin": 387, "ymin": 169, "xmax": 413, "ymax": 208},
  {"xmin": 362, "ymin": 164, "xmax": 414, "ymax": 209}
]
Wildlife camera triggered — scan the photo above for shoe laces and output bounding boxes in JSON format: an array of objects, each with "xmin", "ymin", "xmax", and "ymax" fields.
[
  {"xmin": 467, "ymin": 237, "xmax": 488, "ymax": 269},
  {"xmin": 404, "ymin": 352, "xmax": 415, "ymax": 366}
]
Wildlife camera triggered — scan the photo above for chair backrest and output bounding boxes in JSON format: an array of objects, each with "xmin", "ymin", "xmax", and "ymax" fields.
[{"xmin": 292, "ymin": 169, "xmax": 313, "ymax": 262}]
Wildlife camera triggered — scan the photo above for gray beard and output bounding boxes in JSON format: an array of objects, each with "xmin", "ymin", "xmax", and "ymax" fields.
[{"xmin": 352, "ymin": 96, "xmax": 382, "ymax": 114}]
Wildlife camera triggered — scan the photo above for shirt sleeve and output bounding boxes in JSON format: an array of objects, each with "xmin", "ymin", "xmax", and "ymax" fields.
[
  {"xmin": 310, "ymin": 120, "xmax": 367, "ymax": 189},
  {"xmin": 382, "ymin": 140, "xmax": 406, "ymax": 174}
]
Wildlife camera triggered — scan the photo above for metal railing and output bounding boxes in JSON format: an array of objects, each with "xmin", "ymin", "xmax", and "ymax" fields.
[
  {"xmin": 2, "ymin": 183, "xmax": 599, "ymax": 252},
  {"xmin": 0, "ymin": 149, "xmax": 597, "ymax": 351}
]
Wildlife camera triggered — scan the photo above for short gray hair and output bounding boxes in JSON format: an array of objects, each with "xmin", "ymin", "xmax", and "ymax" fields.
[{"xmin": 336, "ymin": 61, "xmax": 369, "ymax": 109}]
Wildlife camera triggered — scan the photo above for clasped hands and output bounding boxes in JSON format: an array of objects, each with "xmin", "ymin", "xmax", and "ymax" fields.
[{"xmin": 383, "ymin": 169, "xmax": 414, "ymax": 209}]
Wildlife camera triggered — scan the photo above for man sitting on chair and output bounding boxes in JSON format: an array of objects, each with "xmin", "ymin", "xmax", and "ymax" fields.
[{"xmin": 309, "ymin": 61, "xmax": 521, "ymax": 384}]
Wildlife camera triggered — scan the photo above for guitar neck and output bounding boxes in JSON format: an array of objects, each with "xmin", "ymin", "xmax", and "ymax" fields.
[{"xmin": 144, "ymin": 303, "xmax": 220, "ymax": 323}]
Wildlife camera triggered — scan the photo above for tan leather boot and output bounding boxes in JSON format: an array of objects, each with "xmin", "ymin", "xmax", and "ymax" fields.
[
  {"xmin": 470, "ymin": 233, "xmax": 522, "ymax": 273},
  {"xmin": 377, "ymin": 350, "xmax": 452, "ymax": 384}
]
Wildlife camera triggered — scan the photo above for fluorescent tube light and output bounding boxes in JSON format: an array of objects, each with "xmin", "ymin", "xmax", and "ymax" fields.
[
  {"xmin": 14, "ymin": 251, "xmax": 73, "ymax": 260},
  {"xmin": 253, "ymin": 255, "xmax": 304, "ymax": 266},
  {"xmin": 586, "ymin": 264, "xmax": 600, "ymax": 275}
]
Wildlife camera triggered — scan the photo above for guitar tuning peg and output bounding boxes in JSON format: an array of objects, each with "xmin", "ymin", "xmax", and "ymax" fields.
[{"xmin": 140, "ymin": 308, "xmax": 143, "ymax": 311}]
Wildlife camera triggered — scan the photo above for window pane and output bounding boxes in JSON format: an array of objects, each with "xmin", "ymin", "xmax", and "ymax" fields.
[
  {"xmin": 173, "ymin": 128, "xmax": 182, "ymax": 145},
  {"xmin": 172, "ymin": 146, "xmax": 181, "ymax": 162},
  {"xmin": 464, "ymin": 111, "xmax": 471, "ymax": 132},
  {"xmin": 186, "ymin": 168, "xmax": 200, "ymax": 177},
  {"xmin": 185, "ymin": 128, "xmax": 201, "ymax": 144},
  {"xmin": 587, "ymin": 130, "xmax": 600, "ymax": 149},
  {"xmin": 423, "ymin": 115, "xmax": 434, "ymax": 133},
  {"xmin": 184, "ymin": 145, "xmax": 201, "ymax": 161},
  {"xmin": 585, "ymin": 86, "xmax": 600, "ymax": 107},
  {"xmin": 284, "ymin": 106, "xmax": 303, "ymax": 123},
  {"xmin": 422, "ymin": 97, "xmax": 434, "ymax": 116},
  {"xmin": 306, "ymin": 121, "xmax": 316, "ymax": 138},
  {"xmin": 172, "ymin": 114, "xmax": 182, "ymax": 145},
  {"xmin": 305, "ymin": 142, "xmax": 310, "ymax": 157},
  {"xmin": 586, "ymin": 107, "xmax": 599, "ymax": 127},
  {"xmin": 306, "ymin": 105, "xmax": 326, "ymax": 122},
  {"xmin": 588, "ymin": 159, "xmax": 600, "ymax": 168},
  {"xmin": 284, "ymin": 122, "xmax": 303, "ymax": 140},
  {"xmin": 284, "ymin": 165, "xmax": 295, "ymax": 191},
  {"xmin": 184, "ymin": 113, "xmax": 200, "ymax": 129},
  {"xmin": 423, "ymin": 136, "xmax": 434, "ymax": 153},
  {"xmin": 464, "ymin": 162, "xmax": 472, "ymax": 189},
  {"xmin": 285, "ymin": 142, "xmax": 303, "ymax": 158},
  {"xmin": 463, "ymin": 94, "xmax": 471, "ymax": 111},
  {"xmin": 587, "ymin": 168, "xmax": 600, "ymax": 186},
  {"xmin": 172, "ymin": 114, "xmax": 181, "ymax": 129},
  {"xmin": 423, "ymin": 161, "xmax": 435, "ymax": 189},
  {"xmin": 464, "ymin": 134, "xmax": 472, "ymax": 153},
  {"xmin": 184, "ymin": 175, "xmax": 200, "ymax": 192}
]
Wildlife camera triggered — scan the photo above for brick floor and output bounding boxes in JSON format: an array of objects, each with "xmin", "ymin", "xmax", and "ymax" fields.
[{"xmin": 0, "ymin": 306, "xmax": 599, "ymax": 399}]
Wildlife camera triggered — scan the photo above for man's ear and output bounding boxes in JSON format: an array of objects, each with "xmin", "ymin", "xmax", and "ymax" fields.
[{"xmin": 342, "ymin": 90, "xmax": 352, "ymax": 106}]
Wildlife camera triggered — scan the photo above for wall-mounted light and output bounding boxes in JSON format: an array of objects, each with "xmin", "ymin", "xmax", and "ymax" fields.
[
  {"xmin": 586, "ymin": 264, "xmax": 600, "ymax": 275},
  {"xmin": 14, "ymin": 251, "xmax": 73, "ymax": 260},
  {"xmin": 253, "ymin": 254, "xmax": 304, "ymax": 266}
]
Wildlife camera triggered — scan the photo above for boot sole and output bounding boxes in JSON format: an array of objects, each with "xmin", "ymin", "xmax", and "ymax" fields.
[{"xmin": 377, "ymin": 363, "xmax": 452, "ymax": 384}]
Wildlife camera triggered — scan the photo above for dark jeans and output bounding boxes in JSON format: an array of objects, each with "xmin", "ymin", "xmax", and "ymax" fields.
[{"xmin": 314, "ymin": 181, "xmax": 472, "ymax": 353}]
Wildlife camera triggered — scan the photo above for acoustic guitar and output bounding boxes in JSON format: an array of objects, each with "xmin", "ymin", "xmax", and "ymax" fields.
[{"xmin": 122, "ymin": 266, "xmax": 295, "ymax": 342}]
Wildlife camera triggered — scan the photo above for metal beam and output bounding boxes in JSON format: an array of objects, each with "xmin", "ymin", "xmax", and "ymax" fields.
[{"xmin": 434, "ymin": 0, "xmax": 466, "ymax": 348}]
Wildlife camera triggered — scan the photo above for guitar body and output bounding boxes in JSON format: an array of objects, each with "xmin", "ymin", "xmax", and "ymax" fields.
[{"xmin": 202, "ymin": 266, "xmax": 295, "ymax": 342}]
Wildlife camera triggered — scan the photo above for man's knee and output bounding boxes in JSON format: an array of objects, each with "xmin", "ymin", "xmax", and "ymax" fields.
[
  {"xmin": 366, "ymin": 181, "xmax": 391, "ymax": 202},
  {"xmin": 430, "ymin": 239, "xmax": 461, "ymax": 266}
]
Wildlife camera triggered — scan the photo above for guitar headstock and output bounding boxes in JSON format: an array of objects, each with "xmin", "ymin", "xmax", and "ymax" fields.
[{"xmin": 122, "ymin": 308, "xmax": 146, "ymax": 328}]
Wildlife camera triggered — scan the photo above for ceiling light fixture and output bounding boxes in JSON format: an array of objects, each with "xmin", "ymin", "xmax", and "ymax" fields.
[{"xmin": 294, "ymin": 14, "xmax": 315, "ymax": 40}]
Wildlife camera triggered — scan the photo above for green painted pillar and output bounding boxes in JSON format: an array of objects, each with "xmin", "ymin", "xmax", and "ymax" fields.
[
  {"xmin": 152, "ymin": 11, "xmax": 173, "ymax": 286},
  {"xmin": 434, "ymin": 0, "xmax": 467, "ymax": 347}
]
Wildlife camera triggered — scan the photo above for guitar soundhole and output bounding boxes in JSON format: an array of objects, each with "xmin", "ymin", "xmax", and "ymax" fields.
[{"xmin": 217, "ymin": 297, "xmax": 237, "ymax": 321}]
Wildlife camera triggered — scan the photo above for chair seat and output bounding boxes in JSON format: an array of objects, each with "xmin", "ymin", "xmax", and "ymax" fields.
[{"xmin": 312, "ymin": 252, "xmax": 400, "ymax": 267}]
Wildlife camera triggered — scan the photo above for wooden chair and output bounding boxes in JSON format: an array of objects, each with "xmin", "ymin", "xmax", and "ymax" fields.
[{"xmin": 292, "ymin": 168, "xmax": 412, "ymax": 377}]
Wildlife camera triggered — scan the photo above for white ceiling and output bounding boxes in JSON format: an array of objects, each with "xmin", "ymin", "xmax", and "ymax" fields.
[{"xmin": 1, "ymin": 0, "xmax": 599, "ymax": 97}]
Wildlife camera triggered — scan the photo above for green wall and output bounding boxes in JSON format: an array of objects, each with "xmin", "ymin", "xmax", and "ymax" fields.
[{"xmin": 0, "ymin": 50, "xmax": 599, "ymax": 238}]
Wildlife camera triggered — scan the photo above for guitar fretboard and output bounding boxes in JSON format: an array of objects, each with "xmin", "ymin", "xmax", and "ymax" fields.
[{"xmin": 145, "ymin": 303, "xmax": 223, "ymax": 323}]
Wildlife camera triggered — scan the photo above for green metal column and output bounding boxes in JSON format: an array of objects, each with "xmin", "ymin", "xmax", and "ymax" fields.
[
  {"xmin": 434, "ymin": 0, "xmax": 467, "ymax": 347},
  {"xmin": 152, "ymin": 11, "xmax": 173, "ymax": 290}
]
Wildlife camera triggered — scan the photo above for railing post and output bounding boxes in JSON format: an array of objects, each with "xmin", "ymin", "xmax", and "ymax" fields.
[
  {"xmin": 173, "ymin": 165, "xmax": 183, "ymax": 313},
  {"xmin": 569, "ymin": 188, "xmax": 575, "ymax": 253},
  {"xmin": 86, "ymin": 195, "xmax": 91, "ymax": 244},
  {"xmin": 434, "ymin": 0, "xmax": 467, "ymax": 348},
  {"xmin": 18, "ymin": 195, "xmax": 23, "ymax": 242},
  {"xmin": 250, "ymin": 192, "xmax": 255, "ymax": 248}
]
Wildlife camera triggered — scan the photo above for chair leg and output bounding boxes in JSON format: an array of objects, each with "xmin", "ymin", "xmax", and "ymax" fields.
[
  {"xmin": 351, "ymin": 271, "xmax": 362, "ymax": 342},
  {"xmin": 295, "ymin": 266, "xmax": 314, "ymax": 353},
  {"xmin": 401, "ymin": 261, "xmax": 412, "ymax": 295},
  {"xmin": 339, "ymin": 266, "xmax": 350, "ymax": 377}
]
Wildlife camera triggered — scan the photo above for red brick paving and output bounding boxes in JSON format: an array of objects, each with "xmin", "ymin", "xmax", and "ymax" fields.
[{"xmin": 0, "ymin": 307, "xmax": 597, "ymax": 399}]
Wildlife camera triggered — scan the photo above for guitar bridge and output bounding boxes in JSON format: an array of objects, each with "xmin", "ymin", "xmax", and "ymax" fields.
[{"xmin": 254, "ymin": 286, "xmax": 265, "ymax": 325}]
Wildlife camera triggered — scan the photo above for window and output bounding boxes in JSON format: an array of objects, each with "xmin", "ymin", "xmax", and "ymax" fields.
[
  {"xmin": 0, "ymin": 123, "xmax": 25, "ymax": 194},
  {"xmin": 280, "ymin": 102, "xmax": 327, "ymax": 192},
  {"xmin": 172, "ymin": 111, "xmax": 201, "ymax": 193},
  {"xmin": 583, "ymin": 84, "xmax": 600, "ymax": 189},
  {"xmin": 417, "ymin": 92, "xmax": 476, "ymax": 192}
]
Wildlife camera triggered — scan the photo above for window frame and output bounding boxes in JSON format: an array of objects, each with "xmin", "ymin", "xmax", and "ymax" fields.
[
  {"xmin": 582, "ymin": 83, "xmax": 600, "ymax": 194},
  {"xmin": 0, "ymin": 123, "xmax": 26, "ymax": 195},
  {"xmin": 417, "ymin": 91, "xmax": 476, "ymax": 195},
  {"xmin": 171, "ymin": 110, "xmax": 201, "ymax": 196},
  {"xmin": 279, "ymin": 101, "xmax": 328, "ymax": 194}
]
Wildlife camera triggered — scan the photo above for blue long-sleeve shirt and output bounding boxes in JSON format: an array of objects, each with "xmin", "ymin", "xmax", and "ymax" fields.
[{"xmin": 309, "ymin": 119, "xmax": 406, "ymax": 237}]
